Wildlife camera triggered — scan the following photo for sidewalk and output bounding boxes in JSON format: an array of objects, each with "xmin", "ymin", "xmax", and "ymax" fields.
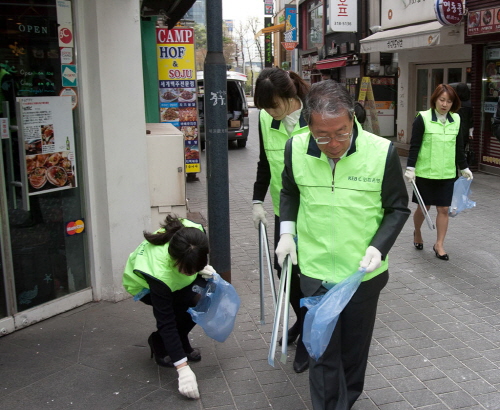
[{"xmin": 1, "ymin": 143, "xmax": 500, "ymax": 409}]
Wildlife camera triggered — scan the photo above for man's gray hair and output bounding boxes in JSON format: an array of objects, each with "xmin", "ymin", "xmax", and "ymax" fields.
[{"xmin": 303, "ymin": 80, "xmax": 355, "ymax": 124}]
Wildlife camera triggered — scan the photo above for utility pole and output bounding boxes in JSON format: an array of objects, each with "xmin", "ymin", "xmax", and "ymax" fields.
[{"xmin": 204, "ymin": 0, "xmax": 231, "ymax": 282}]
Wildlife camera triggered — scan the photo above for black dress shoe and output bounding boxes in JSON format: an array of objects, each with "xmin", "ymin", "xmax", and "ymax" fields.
[
  {"xmin": 293, "ymin": 358, "xmax": 309, "ymax": 373},
  {"xmin": 413, "ymin": 231, "xmax": 423, "ymax": 250},
  {"xmin": 293, "ymin": 339, "xmax": 309, "ymax": 373},
  {"xmin": 148, "ymin": 333, "xmax": 201, "ymax": 367},
  {"xmin": 433, "ymin": 245, "xmax": 449, "ymax": 261},
  {"xmin": 186, "ymin": 348, "xmax": 202, "ymax": 362}
]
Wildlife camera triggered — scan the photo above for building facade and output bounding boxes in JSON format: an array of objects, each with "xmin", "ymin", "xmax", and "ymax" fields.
[
  {"xmin": 0, "ymin": 0, "xmax": 154, "ymax": 334},
  {"xmin": 463, "ymin": 0, "xmax": 500, "ymax": 175}
]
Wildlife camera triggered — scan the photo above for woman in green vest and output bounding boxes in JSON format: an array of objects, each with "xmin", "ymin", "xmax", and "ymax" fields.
[
  {"xmin": 252, "ymin": 67, "xmax": 310, "ymax": 373},
  {"xmin": 123, "ymin": 215, "xmax": 215, "ymax": 399},
  {"xmin": 405, "ymin": 84, "xmax": 473, "ymax": 260}
]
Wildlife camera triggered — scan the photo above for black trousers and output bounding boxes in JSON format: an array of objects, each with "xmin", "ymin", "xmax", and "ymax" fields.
[
  {"xmin": 273, "ymin": 214, "xmax": 303, "ymax": 320},
  {"xmin": 309, "ymin": 271, "xmax": 389, "ymax": 410},
  {"xmin": 141, "ymin": 276, "xmax": 206, "ymax": 359}
]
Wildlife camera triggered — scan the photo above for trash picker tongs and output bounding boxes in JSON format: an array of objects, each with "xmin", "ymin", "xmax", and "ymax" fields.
[
  {"xmin": 268, "ymin": 254, "xmax": 292, "ymax": 366},
  {"xmin": 411, "ymin": 180, "xmax": 435, "ymax": 230},
  {"xmin": 259, "ymin": 222, "xmax": 277, "ymax": 324}
]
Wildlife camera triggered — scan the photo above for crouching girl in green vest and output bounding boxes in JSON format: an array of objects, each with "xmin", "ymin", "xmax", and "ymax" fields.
[{"xmin": 123, "ymin": 215, "xmax": 215, "ymax": 399}]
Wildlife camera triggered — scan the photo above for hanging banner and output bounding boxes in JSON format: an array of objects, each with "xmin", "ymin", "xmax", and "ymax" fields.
[
  {"xmin": 284, "ymin": 5, "xmax": 297, "ymax": 42},
  {"xmin": 18, "ymin": 96, "xmax": 77, "ymax": 195},
  {"xmin": 156, "ymin": 27, "xmax": 200, "ymax": 174},
  {"xmin": 330, "ymin": 0, "xmax": 357, "ymax": 32}
]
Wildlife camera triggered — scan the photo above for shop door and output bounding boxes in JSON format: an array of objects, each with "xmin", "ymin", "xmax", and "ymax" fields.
[
  {"xmin": 0, "ymin": 0, "xmax": 91, "ymax": 334},
  {"xmin": 415, "ymin": 62, "xmax": 471, "ymax": 112}
]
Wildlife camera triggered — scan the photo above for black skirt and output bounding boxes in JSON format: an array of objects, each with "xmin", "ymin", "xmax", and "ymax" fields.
[{"xmin": 412, "ymin": 176, "xmax": 455, "ymax": 207}]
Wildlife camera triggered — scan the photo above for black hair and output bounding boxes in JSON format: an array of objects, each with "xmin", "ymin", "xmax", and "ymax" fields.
[
  {"xmin": 354, "ymin": 102, "xmax": 366, "ymax": 124},
  {"xmin": 455, "ymin": 83, "xmax": 470, "ymax": 102},
  {"xmin": 143, "ymin": 215, "xmax": 209, "ymax": 275},
  {"xmin": 254, "ymin": 67, "xmax": 310, "ymax": 109}
]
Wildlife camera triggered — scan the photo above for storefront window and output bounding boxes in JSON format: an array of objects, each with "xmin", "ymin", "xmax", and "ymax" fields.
[
  {"xmin": 307, "ymin": 1, "xmax": 323, "ymax": 50},
  {"xmin": 0, "ymin": 0, "xmax": 88, "ymax": 315},
  {"xmin": 481, "ymin": 46, "xmax": 500, "ymax": 169}
]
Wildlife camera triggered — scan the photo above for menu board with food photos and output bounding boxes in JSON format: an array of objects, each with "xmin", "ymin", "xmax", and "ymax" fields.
[
  {"xmin": 17, "ymin": 96, "xmax": 77, "ymax": 195},
  {"xmin": 467, "ymin": 7, "xmax": 500, "ymax": 36},
  {"xmin": 156, "ymin": 27, "xmax": 200, "ymax": 174}
]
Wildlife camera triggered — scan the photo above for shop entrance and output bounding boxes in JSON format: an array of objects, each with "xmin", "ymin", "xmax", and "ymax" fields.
[
  {"xmin": 415, "ymin": 62, "xmax": 471, "ymax": 112},
  {"xmin": 0, "ymin": 0, "xmax": 90, "ymax": 334}
]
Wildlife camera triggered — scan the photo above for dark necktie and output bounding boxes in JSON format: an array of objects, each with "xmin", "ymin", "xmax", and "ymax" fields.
[{"xmin": 332, "ymin": 157, "xmax": 340, "ymax": 177}]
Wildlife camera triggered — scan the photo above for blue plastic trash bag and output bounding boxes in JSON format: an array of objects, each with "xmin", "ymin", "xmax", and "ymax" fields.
[
  {"xmin": 449, "ymin": 176, "xmax": 476, "ymax": 217},
  {"xmin": 301, "ymin": 268, "xmax": 366, "ymax": 360},
  {"xmin": 188, "ymin": 272, "xmax": 240, "ymax": 342}
]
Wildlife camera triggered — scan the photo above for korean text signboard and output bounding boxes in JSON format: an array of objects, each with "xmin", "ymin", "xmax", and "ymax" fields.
[
  {"xmin": 330, "ymin": 0, "xmax": 357, "ymax": 32},
  {"xmin": 434, "ymin": 0, "xmax": 463, "ymax": 26},
  {"xmin": 18, "ymin": 96, "xmax": 77, "ymax": 195},
  {"xmin": 264, "ymin": 17, "xmax": 273, "ymax": 67},
  {"xmin": 467, "ymin": 7, "xmax": 500, "ymax": 36},
  {"xmin": 156, "ymin": 27, "xmax": 200, "ymax": 174}
]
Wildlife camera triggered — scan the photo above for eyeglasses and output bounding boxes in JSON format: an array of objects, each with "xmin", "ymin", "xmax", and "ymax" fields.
[{"xmin": 313, "ymin": 121, "xmax": 354, "ymax": 144}]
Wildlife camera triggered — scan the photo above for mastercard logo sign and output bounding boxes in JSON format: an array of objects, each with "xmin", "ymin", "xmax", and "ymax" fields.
[{"xmin": 66, "ymin": 219, "xmax": 85, "ymax": 236}]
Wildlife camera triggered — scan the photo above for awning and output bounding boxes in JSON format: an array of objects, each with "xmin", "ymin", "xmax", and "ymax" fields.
[
  {"xmin": 360, "ymin": 21, "xmax": 443, "ymax": 53},
  {"xmin": 255, "ymin": 23, "xmax": 285, "ymax": 38},
  {"xmin": 316, "ymin": 56, "xmax": 348, "ymax": 69},
  {"xmin": 141, "ymin": 0, "xmax": 197, "ymax": 29}
]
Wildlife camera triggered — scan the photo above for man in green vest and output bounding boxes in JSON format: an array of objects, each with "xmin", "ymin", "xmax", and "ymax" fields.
[{"xmin": 276, "ymin": 81, "xmax": 410, "ymax": 410}]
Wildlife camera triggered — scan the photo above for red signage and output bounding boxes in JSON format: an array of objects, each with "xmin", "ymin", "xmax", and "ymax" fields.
[
  {"xmin": 434, "ymin": 0, "xmax": 464, "ymax": 26},
  {"xmin": 467, "ymin": 7, "xmax": 500, "ymax": 36},
  {"xmin": 281, "ymin": 42, "xmax": 298, "ymax": 51},
  {"xmin": 59, "ymin": 27, "xmax": 73, "ymax": 44}
]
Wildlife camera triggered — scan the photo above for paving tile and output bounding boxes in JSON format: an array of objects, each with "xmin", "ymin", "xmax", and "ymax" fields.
[
  {"xmin": 226, "ymin": 379, "xmax": 262, "ymax": 396},
  {"xmin": 401, "ymin": 388, "xmax": 441, "ymax": 407},
  {"xmin": 388, "ymin": 375, "xmax": 426, "ymax": 393},
  {"xmin": 268, "ymin": 394, "xmax": 308, "ymax": 410},
  {"xmin": 366, "ymin": 387, "xmax": 405, "ymax": 406},
  {"xmin": 438, "ymin": 390, "xmax": 479, "ymax": 408},
  {"xmin": 233, "ymin": 392, "xmax": 270, "ymax": 410},
  {"xmin": 458, "ymin": 378, "xmax": 497, "ymax": 396}
]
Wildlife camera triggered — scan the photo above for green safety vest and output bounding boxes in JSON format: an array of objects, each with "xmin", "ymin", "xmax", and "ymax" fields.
[
  {"xmin": 415, "ymin": 109, "xmax": 460, "ymax": 179},
  {"xmin": 260, "ymin": 110, "xmax": 309, "ymax": 216},
  {"xmin": 291, "ymin": 123, "xmax": 390, "ymax": 283},
  {"xmin": 122, "ymin": 219, "xmax": 204, "ymax": 296}
]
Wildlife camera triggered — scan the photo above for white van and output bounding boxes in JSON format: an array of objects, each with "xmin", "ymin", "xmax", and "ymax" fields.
[{"xmin": 197, "ymin": 71, "xmax": 250, "ymax": 148}]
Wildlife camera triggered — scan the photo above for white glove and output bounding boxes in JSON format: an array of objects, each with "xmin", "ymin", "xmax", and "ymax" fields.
[
  {"xmin": 177, "ymin": 365, "xmax": 199, "ymax": 399},
  {"xmin": 404, "ymin": 167, "xmax": 415, "ymax": 183},
  {"xmin": 359, "ymin": 246, "xmax": 382, "ymax": 274},
  {"xmin": 252, "ymin": 203, "xmax": 268, "ymax": 230},
  {"xmin": 460, "ymin": 168, "xmax": 473, "ymax": 180},
  {"xmin": 199, "ymin": 264, "xmax": 216, "ymax": 280},
  {"xmin": 275, "ymin": 233, "xmax": 297, "ymax": 267}
]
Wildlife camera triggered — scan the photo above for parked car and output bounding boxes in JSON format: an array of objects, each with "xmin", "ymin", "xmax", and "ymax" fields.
[{"xmin": 197, "ymin": 71, "xmax": 249, "ymax": 148}]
